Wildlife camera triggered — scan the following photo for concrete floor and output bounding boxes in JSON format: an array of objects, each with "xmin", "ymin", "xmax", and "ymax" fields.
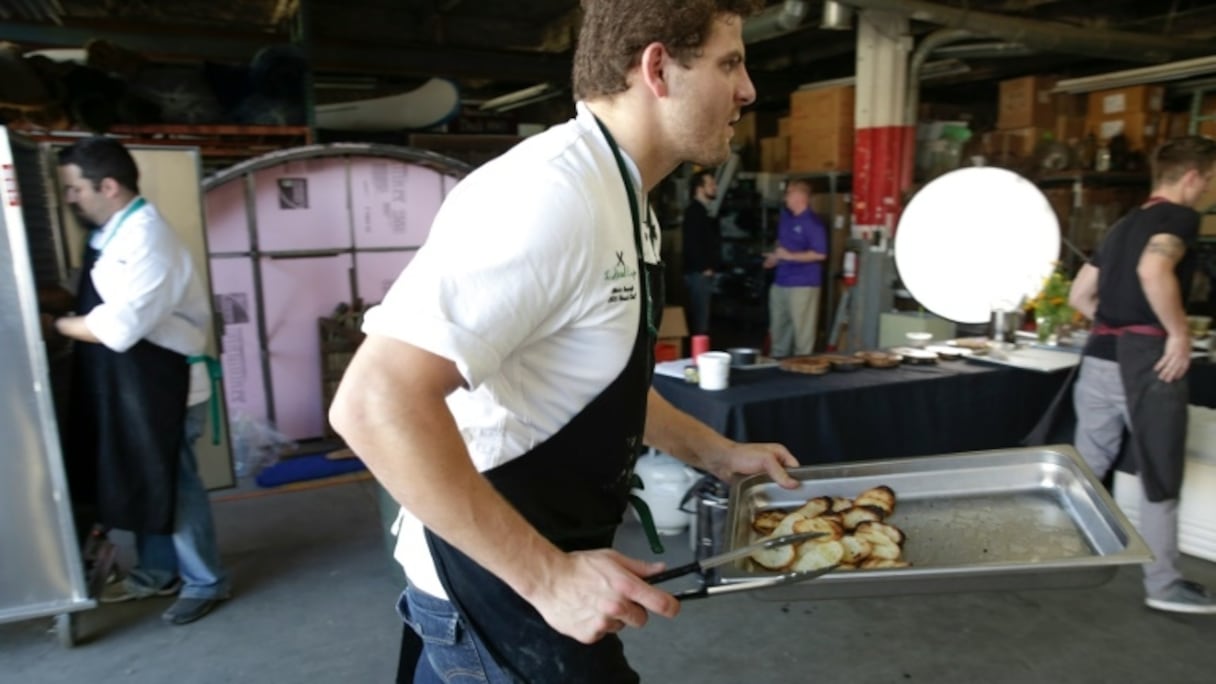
[{"xmin": 3, "ymin": 475, "xmax": 1216, "ymax": 684}]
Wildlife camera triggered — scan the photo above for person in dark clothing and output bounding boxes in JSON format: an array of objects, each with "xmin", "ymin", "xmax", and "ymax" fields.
[
  {"xmin": 682, "ymin": 169, "xmax": 720, "ymax": 334},
  {"xmin": 1068, "ymin": 135, "xmax": 1216, "ymax": 614}
]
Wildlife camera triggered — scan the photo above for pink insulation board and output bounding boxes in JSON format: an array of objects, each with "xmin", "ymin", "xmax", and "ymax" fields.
[
  {"xmin": 356, "ymin": 250, "xmax": 417, "ymax": 303},
  {"xmin": 203, "ymin": 178, "xmax": 251, "ymax": 253},
  {"xmin": 253, "ymin": 158, "xmax": 351, "ymax": 251},
  {"xmin": 260, "ymin": 254, "xmax": 355, "ymax": 440},
  {"xmin": 206, "ymin": 151, "xmax": 463, "ymax": 441},
  {"xmin": 350, "ymin": 161, "xmax": 444, "ymax": 249},
  {"xmin": 209, "ymin": 258, "xmax": 268, "ymax": 423}
]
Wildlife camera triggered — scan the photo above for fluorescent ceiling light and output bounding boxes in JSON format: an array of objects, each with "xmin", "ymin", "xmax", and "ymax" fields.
[{"xmin": 480, "ymin": 83, "xmax": 555, "ymax": 111}]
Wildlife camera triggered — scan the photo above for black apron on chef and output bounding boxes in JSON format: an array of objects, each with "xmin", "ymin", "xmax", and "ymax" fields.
[
  {"xmin": 419, "ymin": 119, "xmax": 664, "ymax": 683},
  {"xmin": 1114, "ymin": 333, "xmax": 1188, "ymax": 502},
  {"xmin": 66, "ymin": 215, "xmax": 188, "ymax": 535}
]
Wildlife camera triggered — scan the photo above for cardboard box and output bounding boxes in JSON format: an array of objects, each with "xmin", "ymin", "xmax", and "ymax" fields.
[
  {"xmin": 655, "ymin": 306, "xmax": 689, "ymax": 362},
  {"xmin": 1085, "ymin": 112, "xmax": 1164, "ymax": 151},
  {"xmin": 1088, "ymin": 85, "xmax": 1165, "ymax": 116},
  {"xmin": 777, "ymin": 116, "xmax": 792, "ymax": 137},
  {"xmin": 1053, "ymin": 115, "xmax": 1086, "ymax": 143},
  {"xmin": 788, "ymin": 128, "xmax": 853, "ymax": 172},
  {"xmin": 1199, "ymin": 95, "xmax": 1216, "ymax": 137},
  {"xmin": 733, "ymin": 111, "xmax": 778, "ymax": 152},
  {"xmin": 1201, "ymin": 214, "xmax": 1216, "ymax": 238},
  {"xmin": 790, "ymin": 86, "xmax": 854, "ymax": 126},
  {"xmin": 985, "ymin": 126, "xmax": 1050, "ymax": 158},
  {"xmin": 759, "ymin": 136, "xmax": 789, "ymax": 172},
  {"xmin": 997, "ymin": 75, "xmax": 1058, "ymax": 130}
]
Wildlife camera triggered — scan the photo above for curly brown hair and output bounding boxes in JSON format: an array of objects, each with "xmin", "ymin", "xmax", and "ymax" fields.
[{"xmin": 572, "ymin": 0, "xmax": 764, "ymax": 101}]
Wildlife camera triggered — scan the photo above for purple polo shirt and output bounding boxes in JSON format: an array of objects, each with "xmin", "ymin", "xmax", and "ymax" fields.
[{"xmin": 775, "ymin": 207, "xmax": 827, "ymax": 287}]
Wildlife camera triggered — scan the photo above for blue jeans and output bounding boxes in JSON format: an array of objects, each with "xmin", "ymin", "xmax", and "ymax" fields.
[
  {"xmin": 133, "ymin": 403, "xmax": 230, "ymax": 600},
  {"xmin": 399, "ymin": 586, "xmax": 513, "ymax": 683}
]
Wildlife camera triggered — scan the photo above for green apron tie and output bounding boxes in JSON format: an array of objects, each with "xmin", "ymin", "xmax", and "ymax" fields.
[{"xmin": 187, "ymin": 354, "xmax": 223, "ymax": 445}]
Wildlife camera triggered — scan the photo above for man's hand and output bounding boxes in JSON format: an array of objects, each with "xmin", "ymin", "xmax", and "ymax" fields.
[
  {"xmin": 526, "ymin": 549, "xmax": 679, "ymax": 644},
  {"xmin": 701, "ymin": 268, "xmax": 714, "ymax": 277},
  {"xmin": 762, "ymin": 253, "xmax": 778, "ymax": 269},
  {"xmin": 1155, "ymin": 334, "xmax": 1192, "ymax": 382},
  {"xmin": 699, "ymin": 441, "xmax": 800, "ymax": 489},
  {"xmin": 774, "ymin": 246, "xmax": 792, "ymax": 260}
]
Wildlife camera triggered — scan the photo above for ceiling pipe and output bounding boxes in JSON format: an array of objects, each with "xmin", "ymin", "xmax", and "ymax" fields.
[
  {"xmin": 906, "ymin": 28, "xmax": 974, "ymax": 126},
  {"xmin": 931, "ymin": 42, "xmax": 1037, "ymax": 60},
  {"xmin": 833, "ymin": 0, "xmax": 1211, "ymax": 63},
  {"xmin": 821, "ymin": 1, "xmax": 854, "ymax": 31},
  {"xmin": 743, "ymin": 0, "xmax": 810, "ymax": 44}
]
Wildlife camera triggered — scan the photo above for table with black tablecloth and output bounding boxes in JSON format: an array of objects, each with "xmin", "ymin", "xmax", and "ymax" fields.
[
  {"xmin": 654, "ymin": 360, "xmax": 1070, "ymax": 465},
  {"xmin": 654, "ymin": 357, "xmax": 1216, "ymax": 466},
  {"xmin": 1190, "ymin": 358, "xmax": 1216, "ymax": 408}
]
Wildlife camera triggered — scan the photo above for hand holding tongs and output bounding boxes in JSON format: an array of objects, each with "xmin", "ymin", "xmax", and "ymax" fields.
[{"xmin": 645, "ymin": 531, "xmax": 836, "ymax": 600}]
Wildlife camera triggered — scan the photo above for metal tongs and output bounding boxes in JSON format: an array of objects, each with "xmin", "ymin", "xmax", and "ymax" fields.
[{"xmin": 646, "ymin": 531, "xmax": 836, "ymax": 600}]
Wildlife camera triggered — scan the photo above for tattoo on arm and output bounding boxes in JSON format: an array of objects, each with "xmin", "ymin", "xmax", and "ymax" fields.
[{"xmin": 1145, "ymin": 234, "xmax": 1185, "ymax": 262}]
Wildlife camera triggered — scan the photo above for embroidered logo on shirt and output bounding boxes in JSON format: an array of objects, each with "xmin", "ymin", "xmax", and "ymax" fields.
[{"xmin": 604, "ymin": 250, "xmax": 637, "ymax": 282}]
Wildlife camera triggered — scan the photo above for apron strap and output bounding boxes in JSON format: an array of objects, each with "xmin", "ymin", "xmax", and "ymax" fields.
[{"xmin": 188, "ymin": 354, "xmax": 224, "ymax": 445}]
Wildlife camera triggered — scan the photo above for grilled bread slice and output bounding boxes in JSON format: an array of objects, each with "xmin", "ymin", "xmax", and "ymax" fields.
[
  {"xmin": 840, "ymin": 535, "xmax": 873, "ymax": 564},
  {"xmin": 854, "ymin": 486, "xmax": 896, "ymax": 517},
  {"xmin": 840, "ymin": 505, "xmax": 884, "ymax": 531},
  {"xmin": 752, "ymin": 510, "xmax": 786, "ymax": 535},
  {"xmin": 830, "ymin": 496, "xmax": 854, "ymax": 513},
  {"xmin": 854, "ymin": 520, "xmax": 905, "ymax": 547},
  {"xmin": 791, "ymin": 496, "xmax": 833, "ymax": 519},
  {"xmin": 750, "ymin": 534, "xmax": 797, "ymax": 570},
  {"xmin": 791, "ymin": 539, "xmax": 845, "ymax": 572},
  {"xmin": 861, "ymin": 558, "xmax": 910, "ymax": 570},
  {"xmin": 792, "ymin": 515, "xmax": 844, "ymax": 541}
]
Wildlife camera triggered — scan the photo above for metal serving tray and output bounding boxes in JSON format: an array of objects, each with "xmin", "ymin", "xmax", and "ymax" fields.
[{"xmin": 718, "ymin": 446, "xmax": 1152, "ymax": 601}]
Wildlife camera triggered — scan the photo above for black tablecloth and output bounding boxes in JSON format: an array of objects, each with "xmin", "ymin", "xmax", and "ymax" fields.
[
  {"xmin": 654, "ymin": 360, "xmax": 1070, "ymax": 465},
  {"xmin": 1190, "ymin": 359, "xmax": 1216, "ymax": 408}
]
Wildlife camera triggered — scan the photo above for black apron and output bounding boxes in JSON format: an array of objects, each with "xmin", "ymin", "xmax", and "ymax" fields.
[
  {"xmin": 420, "ymin": 119, "xmax": 665, "ymax": 683},
  {"xmin": 66, "ymin": 216, "xmax": 189, "ymax": 535},
  {"xmin": 1115, "ymin": 333, "xmax": 1188, "ymax": 502}
]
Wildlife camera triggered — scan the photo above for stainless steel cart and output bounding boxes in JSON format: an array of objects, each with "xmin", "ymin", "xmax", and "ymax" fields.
[{"xmin": 0, "ymin": 126, "xmax": 94, "ymax": 646}]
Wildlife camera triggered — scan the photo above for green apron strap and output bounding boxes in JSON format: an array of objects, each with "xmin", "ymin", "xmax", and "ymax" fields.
[{"xmin": 187, "ymin": 354, "xmax": 223, "ymax": 445}]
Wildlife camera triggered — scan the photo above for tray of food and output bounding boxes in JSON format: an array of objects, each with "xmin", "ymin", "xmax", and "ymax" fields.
[{"xmin": 713, "ymin": 445, "xmax": 1151, "ymax": 601}]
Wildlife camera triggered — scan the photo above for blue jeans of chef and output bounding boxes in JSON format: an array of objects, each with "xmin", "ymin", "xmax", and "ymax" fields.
[{"xmin": 132, "ymin": 403, "xmax": 230, "ymax": 600}]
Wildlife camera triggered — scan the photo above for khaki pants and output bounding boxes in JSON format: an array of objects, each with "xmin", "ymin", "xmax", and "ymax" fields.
[{"xmin": 769, "ymin": 285, "xmax": 820, "ymax": 357}]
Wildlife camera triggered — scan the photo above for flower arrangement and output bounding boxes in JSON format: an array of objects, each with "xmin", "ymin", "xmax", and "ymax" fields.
[{"xmin": 1028, "ymin": 267, "xmax": 1076, "ymax": 343}]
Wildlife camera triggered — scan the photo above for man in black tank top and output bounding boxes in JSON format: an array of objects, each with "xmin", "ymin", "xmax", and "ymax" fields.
[{"xmin": 1068, "ymin": 135, "xmax": 1216, "ymax": 614}]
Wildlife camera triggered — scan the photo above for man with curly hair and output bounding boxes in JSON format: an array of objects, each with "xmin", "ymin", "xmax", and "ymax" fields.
[{"xmin": 330, "ymin": 2, "xmax": 797, "ymax": 682}]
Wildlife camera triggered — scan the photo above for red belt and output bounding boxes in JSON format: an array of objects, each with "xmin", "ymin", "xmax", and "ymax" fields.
[{"xmin": 1092, "ymin": 323, "xmax": 1167, "ymax": 337}]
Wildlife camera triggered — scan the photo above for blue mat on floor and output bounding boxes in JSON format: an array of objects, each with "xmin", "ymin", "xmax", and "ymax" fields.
[{"xmin": 255, "ymin": 453, "xmax": 367, "ymax": 488}]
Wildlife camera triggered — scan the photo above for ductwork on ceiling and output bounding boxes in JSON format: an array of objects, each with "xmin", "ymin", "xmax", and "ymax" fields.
[
  {"xmin": 743, "ymin": 0, "xmax": 811, "ymax": 44},
  {"xmin": 834, "ymin": 0, "xmax": 1212, "ymax": 64},
  {"xmin": 0, "ymin": 0, "xmax": 63, "ymax": 24}
]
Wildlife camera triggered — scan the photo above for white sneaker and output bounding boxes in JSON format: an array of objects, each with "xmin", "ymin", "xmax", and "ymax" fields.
[{"xmin": 1146, "ymin": 580, "xmax": 1216, "ymax": 615}]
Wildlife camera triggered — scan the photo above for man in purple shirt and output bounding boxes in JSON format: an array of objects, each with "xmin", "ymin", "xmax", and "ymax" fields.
[{"xmin": 763, "ymin": 179, "xmax": 827, "ymax": 357}]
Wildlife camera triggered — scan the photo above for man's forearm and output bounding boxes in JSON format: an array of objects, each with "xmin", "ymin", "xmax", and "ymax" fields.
[
  {"xmin": 331, "ymin": 348, "xmax": 565, "ymax": 602},
  {"xmin": 643, "ymin": 388, "xmax": 733, "ymax": 472},
  {"xmin": 1141, "ymin": 271, "xmax": 1188, "ymax": 337},
  {"xmin": 54, "ymin": 315, "xmax": 101, "ymax": 343}
]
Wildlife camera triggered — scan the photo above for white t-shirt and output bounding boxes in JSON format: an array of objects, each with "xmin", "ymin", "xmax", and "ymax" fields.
[
  {"xmin": 361, "ymin": 102, "xmax": 662, "ymax": 597},
  {"xmin": 86, "ymin": 198, "xmax": 211, "ymax": 406}
]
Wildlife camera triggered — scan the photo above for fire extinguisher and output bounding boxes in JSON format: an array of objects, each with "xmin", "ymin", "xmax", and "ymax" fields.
[{"xmin": 842, "ymin": 248, "xmax": 858, "ymax": 286}]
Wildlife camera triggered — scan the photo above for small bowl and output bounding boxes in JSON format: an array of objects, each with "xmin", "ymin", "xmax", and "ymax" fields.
[
  {"xmin": 906, "ymin": 332, "xmax": 933, "ymax": 348},
  {"xmin": 727, "ymin": 347, "xmax": 761, "ymax": 367}
]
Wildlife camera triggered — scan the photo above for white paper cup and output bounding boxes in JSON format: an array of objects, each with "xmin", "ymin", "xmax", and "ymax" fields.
[{"xmin": 697, "ymin": 351, "xmax": 731, "ymax": 390}]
